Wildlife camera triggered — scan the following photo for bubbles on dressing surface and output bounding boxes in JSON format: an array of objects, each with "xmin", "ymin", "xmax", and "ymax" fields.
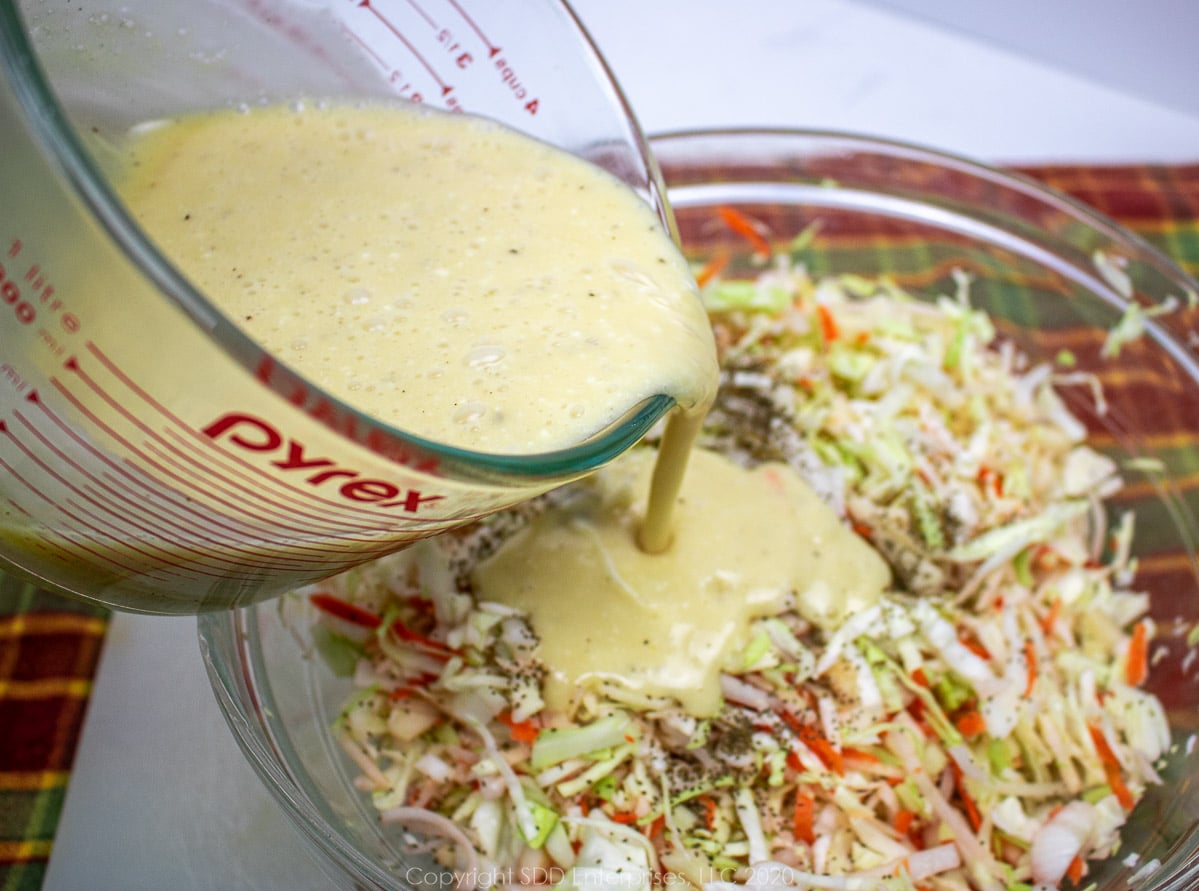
[{"xmin": 114, "ymin": 102, "xmax": 718, "ymax": 453}]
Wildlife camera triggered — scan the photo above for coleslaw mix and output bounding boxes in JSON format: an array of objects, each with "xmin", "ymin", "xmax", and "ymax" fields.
[{"xmin": 302, "ymin": 230, "xmax": 1170, "ymax": 891}]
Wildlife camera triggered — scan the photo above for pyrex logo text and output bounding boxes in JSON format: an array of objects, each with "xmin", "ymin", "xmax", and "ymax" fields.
[{"xmin": 202, "ymin": 412, "xmax": 444, "ymax": 514}]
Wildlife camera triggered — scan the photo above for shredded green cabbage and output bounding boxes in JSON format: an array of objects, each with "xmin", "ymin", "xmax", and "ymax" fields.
[{"xmin": 303, "ymin": 252, "xmax": 1172, "ymax": 891}]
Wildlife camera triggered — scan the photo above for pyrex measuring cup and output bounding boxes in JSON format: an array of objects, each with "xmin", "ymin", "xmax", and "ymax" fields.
[{"xmin": 0, "ymin": 0, "xmax": 676, "ymax": 614}]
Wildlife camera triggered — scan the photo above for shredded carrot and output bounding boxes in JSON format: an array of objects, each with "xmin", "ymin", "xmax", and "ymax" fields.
[
  {"xmin": 800, "ymin": 731, "xmax": 844, "ymax": 776},
  {"xmin": 389, "ymin": 617, "xmax": 459, "ymax": 658},
  {"xmin": 960, "ymin": 636, "xmax": 990, "ymax": 660},
  {"xmin": 893, "ymin": 809, "xmax": 916, "ymax": 835},
  {"xmin": 1067, "ymin": 854, "xmax": 1086, "ymax": 884},
  {"xmin": 851, "ymin": 520, "xmax": 874, "ymax": 539},
  {"xmin": 609, "ymin": 812, "xmax": 639, "ymax": 825},
  {"xmin": 815, "ymin": 303, "xmax": 840, "ymax": 342},
  {"xmin": 497, "ymin": 711, "xmax": 540, "ymax": 743},
  {"xmin": 1088, "ymin": 723, "xmax": 1136, "ymax": 810},
  {"xmin": 1125, "ymin": 620, "xmax": 1150, "ymax": 687},
  {"xmin": 905, "ymin": 697, "xmax": 935, "ymax": 738},
  {"xmin": 951, "ymin": 764, "xmax": 982, "ymax": 831},
  {"xmin": 976, "ymin": 465, "xmax": 1004, "ymax": 497},
  {"xmin": 911, "ymin": 667, "xmax": 931, "ymax": 689},
  {"xmin": 1024, "ymin": 640, "xmax": 1038, "ymax": 696},
  {"xmin": 1040, "ymin": 597, "xmax": 1063, "ymax": 636},
  {"xmin": 762, "ymin": 466, "xmax": 786, "ymax": 493},
  {"xmin": 781, "ymin": 714, "xmax": 844, "ymax": 776},
  {"xmin": 842, "ymin": 747, "xmax": 882, "ymax": 765},
  {"xmin": 793, "ymin": 791, "xmax": 816, "ymax": 844},
  {"xmin": 1033, "ymin": 544, "xmax": 1067, "ymax": 572},
  {"xmin": 408, "ymin": 596, "xmax": 437, "ymax": 616},
  {"xmin": 960, "ymin": 787, "xmax": 982, "ymax": 832},
  {"xmin": 699, "ymin": 795, "xmax": 718, "ymax": 831},
  {"xmin": 642, "ymin": 814, "xmax": 665, "ymax": 839},
  {"xmin": 694, "ymin": 249, "xmax": 731, "ymax": 288},
  {"xmin": 954, "ymin": 710, "xmax": 987, "ymax": 739},
  {"xmin": 717, "ymin": 205, "xmax": 771, "ymax": 257},
  {"xmin": 310, "ymin": 592, "xmax": 383, "ymax": 629},
  {"xmin": 390, "ymin": 672, "xmax": 438, "ymax": 697}
]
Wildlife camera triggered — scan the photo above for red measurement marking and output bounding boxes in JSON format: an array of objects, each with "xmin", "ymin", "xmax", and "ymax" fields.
[
  {"xmin": 26, "ymin": 387, "xmax": 348, "ymax": 559},
  {"xmin": 61, "ymin": 351, "xmax": 413, "ymax": 548},
  {"xmin": 32, "ymin": 533, "xmax": 178, "ymax": 585},
  {"xmin": 158, "ymin": 431, "xmax": 422, "ymax": 567},
  {"xmin": 0, "ymin": 416, "xmax": 216, "ymax": 577},
  {"xmin": 161, "ymin": 428, "xmax": 395, "ymax": 533},
  {"xmin": 90, "ymin": 467, "xmax": 379, "ymax": 574},
  {"xmin": 53, "ymin": 521, "xmax": 182, "ymax": 581},
  {"xmin": 358, "ymin": 0, "xmax": 453, "ymax": 95},
  {"xmin": 47, "ymin": 376, "xmax": 351, "ymax": 562},
  {"xmin": 143, "ymin": 437, "xmax": 358, "ymax": 540},
  {"xmin": 0, "ymin": 461, "xmax": 180, "ymax": 581},
  {"xmin": 60, "ymin": 497, "xmax": 270, "ymax": 582},
  {"xmin": 403, "ymin": 0, "xmax": 436, "ymax": 29},
  {"xmin": 343, "ymin": 23, "xmax": 390, "ymax": 69},
  {"xmin": 51, "ymin": 366, "xmax": 340, "ymax": 552},
  {"xmin": 133, "ymin": 440, "xmax": 366, "ymax": 559},
  {"xmin": 15, "ymin": 406, "xmax": 344, "ymax": 575},
  {"xmin": 1, "ymin": 417, "xmax": 108, "ymax": 516},
  {"xmin": 444, "ymin": 0, "xmax": 500, "ymax": 57},
  {"xmin": 0, "ymin": 454, "xmax": 49, "ymax": 515},
  {"xmin": 11, "ymin": 409, "xmax": 246, "ymax": 571},
  {"xmin": 51, "ymin": 529, "xmax": 173, "ymax": 580},
  {"xmin": 85, "ymin": 342, "xmax": 442, "ymax": 522},
  {"xmin": 164, "ymin": 424, "xmax": 428, "ymax": 529}
]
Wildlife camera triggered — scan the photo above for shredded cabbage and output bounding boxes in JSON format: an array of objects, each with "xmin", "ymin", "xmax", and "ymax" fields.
[{"xmin": 304, "ymin": 254, "xmax": 1172, "ymax": 891}]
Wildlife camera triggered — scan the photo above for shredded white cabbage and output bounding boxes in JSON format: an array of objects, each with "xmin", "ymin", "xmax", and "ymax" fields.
[{"xmin": 304, "ymin": 253, "xmax": 1172, "ymax": 891}]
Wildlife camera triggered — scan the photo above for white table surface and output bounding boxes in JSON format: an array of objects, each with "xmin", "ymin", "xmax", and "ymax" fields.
[{"xmin": 42, "ymin": 1, "xmax": 1199, "ymax": 889}]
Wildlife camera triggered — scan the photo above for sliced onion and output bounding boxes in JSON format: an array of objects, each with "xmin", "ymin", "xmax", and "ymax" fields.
[
  {"xmin": 721, "ymin": 673, "xmax": 772, "ymax": 711},
  {"xmin": 379, "ymin": 806, "xmax": 481, "ymax": 891},
  {"xmin": 414, "ymin": 752, "xmax": 454, "ymax": 782},
  {"xmin": 905, "ymin": 842, "xmax": 961, "ymax": 881},
  {"xmin": 1030, "ymin": 800, "xmax": 1094, "ymax": 886}
]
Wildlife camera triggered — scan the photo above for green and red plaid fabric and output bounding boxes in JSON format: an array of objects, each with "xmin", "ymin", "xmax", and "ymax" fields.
[
  {"xmin": 1019, "ymin": 163, "xmax": 1199, "ymax": 279},
  {"xmin": 0, "ymin": 576, "xmax": 107, "ymax": 891},
  {"xmin": 0, "ymin": 163, "xmax": 1197, "ymax": 891}
]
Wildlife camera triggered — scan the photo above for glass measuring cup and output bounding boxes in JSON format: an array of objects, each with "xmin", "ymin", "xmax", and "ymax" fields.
[{"xmin": 0, "ymin": 0, "xmax": 677, "ymax": 614}]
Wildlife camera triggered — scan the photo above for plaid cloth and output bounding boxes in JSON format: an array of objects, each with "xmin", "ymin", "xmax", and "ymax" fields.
[
  {"xmin": 1016, "ymin": 164, "xmax": 1199, "ymax": 280},
  {"xmin": 0, "ymin": 163, "xmax": 1197, "ymax": 891},
  {"xmin": 0, "ymin": 577, "xmax": 107, "ymax": 891}
]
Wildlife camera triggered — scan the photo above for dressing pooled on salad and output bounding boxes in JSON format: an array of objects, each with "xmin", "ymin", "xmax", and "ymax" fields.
[{"xmin": 474, "ymin": 447, "xmax": 889, "ymax": 717}]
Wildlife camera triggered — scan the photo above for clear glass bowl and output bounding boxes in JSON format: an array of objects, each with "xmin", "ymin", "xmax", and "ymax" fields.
[{"xmin": 199, "ymin": 129, "xmax": 1199, "ymax": 891}]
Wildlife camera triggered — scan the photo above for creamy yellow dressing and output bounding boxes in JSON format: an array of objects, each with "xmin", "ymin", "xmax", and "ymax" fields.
[
  {"xmin": 116, "ymin": 101, "xmax": 885, "ymax": 717},
  {"xmin": 116, "ymin": 102, "xmax": 717, "ymax": 455},
  {"xmin": 473, "ymin": 448, "xmax": 890, "ymax": 717}
]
